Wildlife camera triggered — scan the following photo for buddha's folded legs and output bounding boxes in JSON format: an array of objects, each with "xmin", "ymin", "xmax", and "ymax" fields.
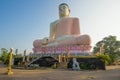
[
  {"xmin": 76, "ymin": 35, "xmax": 91, "ymax": 45},
  {"xmin": 47, "ymin": 35, "xmax": 91, "ymax": 46}
]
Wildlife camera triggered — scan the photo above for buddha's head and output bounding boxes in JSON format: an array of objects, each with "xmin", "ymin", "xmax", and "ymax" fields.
[{"xmin": 59, "ymin": 3, "xmax": 70, "ymax": 18}]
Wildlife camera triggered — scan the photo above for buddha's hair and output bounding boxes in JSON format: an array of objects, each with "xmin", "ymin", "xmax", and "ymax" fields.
[{"xmin": 59, "ymin": 3, "xmax": 69, "ymax": 9}]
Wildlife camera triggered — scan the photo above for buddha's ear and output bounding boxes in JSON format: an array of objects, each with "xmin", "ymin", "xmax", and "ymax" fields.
[{"xmin": 69, "ymin": 9, "xmax": 71, "ymax": 13}]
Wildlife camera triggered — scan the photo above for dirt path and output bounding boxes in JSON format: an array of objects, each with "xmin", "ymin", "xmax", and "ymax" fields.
[{"xmin": 0, "ymin": 65, "xmax": 120, "ymax": 80}]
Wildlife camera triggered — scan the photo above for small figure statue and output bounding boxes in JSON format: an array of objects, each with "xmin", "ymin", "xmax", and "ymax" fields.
[
  {"xmin": 72, "ymin": 58, "xmax": 80, "ymax": 70},
  {"xmin": 7, "ymin": 48, "xmax": 13, "ymax": 75}
]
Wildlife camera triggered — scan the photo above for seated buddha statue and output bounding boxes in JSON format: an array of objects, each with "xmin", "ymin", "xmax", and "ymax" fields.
[{"xmin": 33, "ymin": 3, "xmax": 91, "ymax": 48}]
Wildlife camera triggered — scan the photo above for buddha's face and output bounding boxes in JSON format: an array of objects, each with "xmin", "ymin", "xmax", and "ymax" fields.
[{"xmin": 59, "ymin": 4, "xmax": 70, "ymax": 17}]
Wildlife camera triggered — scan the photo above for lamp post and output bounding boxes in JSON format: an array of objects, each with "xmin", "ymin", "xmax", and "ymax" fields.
[{"xmin": 7, "ymin": 48, "xmax": 13, "ymax": 75}]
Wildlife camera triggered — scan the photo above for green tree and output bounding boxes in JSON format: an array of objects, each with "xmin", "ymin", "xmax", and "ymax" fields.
[
  {"xmin": 93, "ymin": 35, "xmax": 120, "ymax": 63},
  {"xmin": 0, "ymin": 48, "xmax": 9, "ymax": 64}
]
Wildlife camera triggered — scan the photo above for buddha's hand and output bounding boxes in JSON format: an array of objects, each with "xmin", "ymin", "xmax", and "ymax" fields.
[{"xmin": 42, "ymin": 37, "xmax": 49, "ymax": 44}]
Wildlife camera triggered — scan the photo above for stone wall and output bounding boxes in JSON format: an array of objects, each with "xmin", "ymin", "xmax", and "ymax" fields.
[{"xmin": 67, "ymin": 57, "xmax": 105, "ymax": 70}]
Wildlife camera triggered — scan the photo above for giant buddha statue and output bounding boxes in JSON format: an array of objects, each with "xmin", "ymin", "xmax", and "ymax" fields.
[{"xmin": 33, "ymin": 3, "xmax": 91, "ymax": 51}]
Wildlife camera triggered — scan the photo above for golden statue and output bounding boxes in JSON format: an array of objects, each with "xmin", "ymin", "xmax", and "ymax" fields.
[
  {"xmin": 33, "ymin": 3, "xmax": 91, "ymax": 53},
  {"xmin": 7, "ymin": 48, "xmax": 13, "ymax": 75}
]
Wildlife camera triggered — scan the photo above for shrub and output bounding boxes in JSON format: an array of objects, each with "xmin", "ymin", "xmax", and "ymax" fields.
[
  {"xmin": 96, "ymin": 54, "xmax": 111, "ymax": 65},
  {"xmin": 109, "ymin": 54, "xmax": 118, "ymax": 64},
  {"xmin": 52, "ymin": 63, "xmax": 57, "ymax": 69}
]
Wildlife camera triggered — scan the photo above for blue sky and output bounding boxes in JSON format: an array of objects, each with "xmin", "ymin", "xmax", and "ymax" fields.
[{"xmin": 0, "ymin": 0, "xmax": 120, "ymax": 54}]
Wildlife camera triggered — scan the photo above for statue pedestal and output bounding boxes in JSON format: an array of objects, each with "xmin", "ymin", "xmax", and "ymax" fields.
[{"xmin": 33, "ymin": 45, "xmax": 91, "ymax": 54}]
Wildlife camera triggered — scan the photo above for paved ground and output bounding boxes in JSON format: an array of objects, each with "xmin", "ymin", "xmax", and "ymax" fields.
[{"xmin": 0, "ymin": 64, "xmax": 120, "ymax": 80}]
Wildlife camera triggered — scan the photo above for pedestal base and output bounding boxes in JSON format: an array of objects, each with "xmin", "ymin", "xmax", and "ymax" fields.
[{"xmin": 7, "ymin": 71, "xmax": 13, "ymax": 75}]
